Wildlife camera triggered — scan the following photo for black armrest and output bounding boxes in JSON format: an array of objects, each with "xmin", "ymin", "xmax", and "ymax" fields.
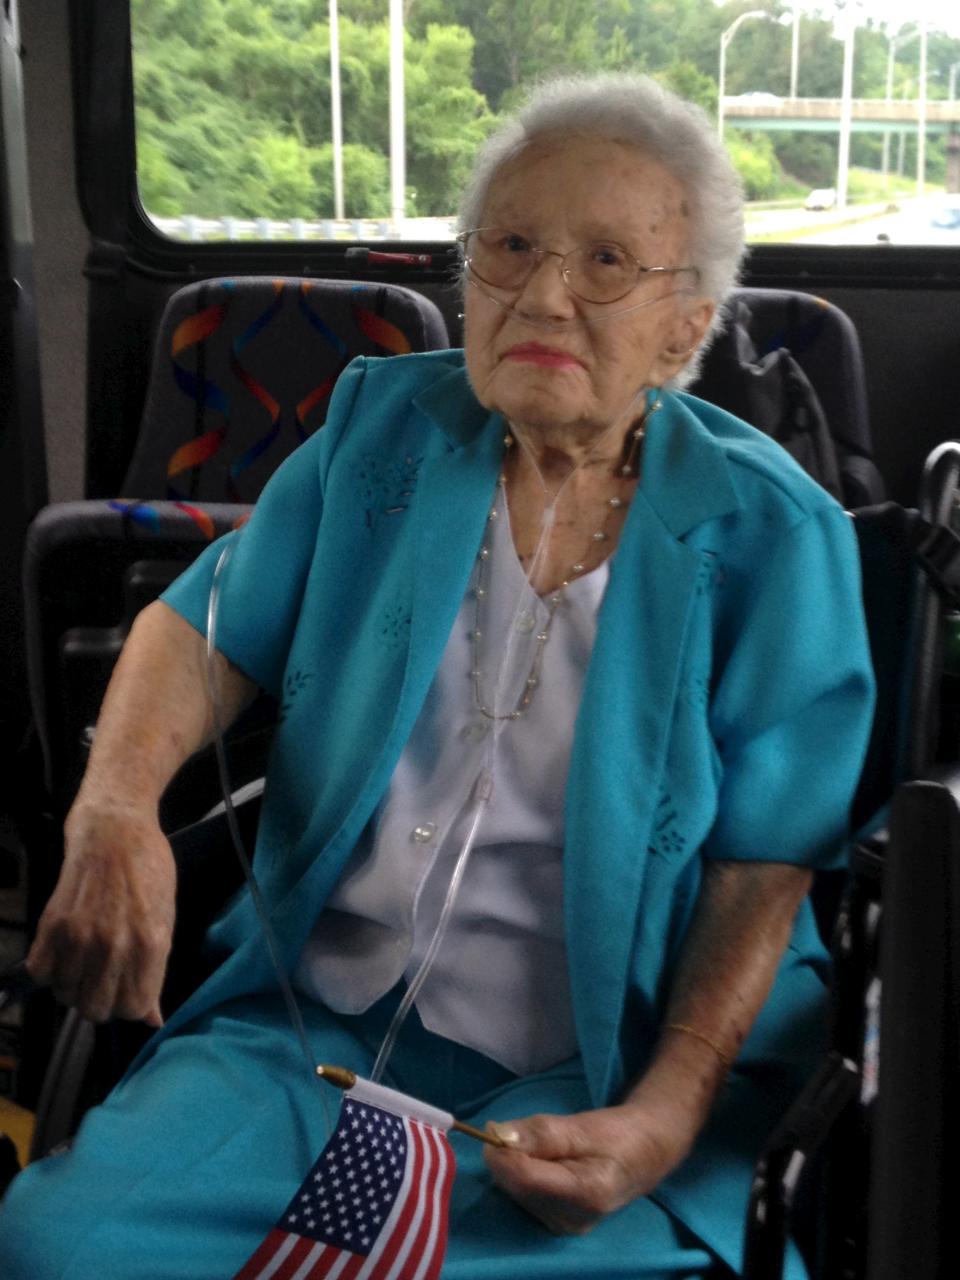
[{"xmin": 742, "ymin": 1052, "xmax": 859, "ymax": 1280}]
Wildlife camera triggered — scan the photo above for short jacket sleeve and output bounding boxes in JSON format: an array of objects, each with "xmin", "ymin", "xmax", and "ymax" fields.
[
  {"xmin": 701, "ymin": 505, "xmax": 875, "ymax": 870},
  {"xmin": 160, "ymin": 358, "xmax": 367, "ymax": 697}
]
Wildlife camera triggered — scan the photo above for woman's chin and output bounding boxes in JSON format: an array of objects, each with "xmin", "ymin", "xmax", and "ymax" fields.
[{"xmin": 490, "ymin": 389, "xmax": 593, "ymax": 436}]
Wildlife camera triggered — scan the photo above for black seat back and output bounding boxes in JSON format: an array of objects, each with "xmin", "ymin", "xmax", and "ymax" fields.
[{"xmin": 691, "ymin": 287, "xmax": 883, "ymax": 508}]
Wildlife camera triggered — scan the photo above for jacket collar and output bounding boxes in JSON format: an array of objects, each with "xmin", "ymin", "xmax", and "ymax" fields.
[{"xmin": 412, "ymin": 353, "xmax": 743, "ymax": 542}]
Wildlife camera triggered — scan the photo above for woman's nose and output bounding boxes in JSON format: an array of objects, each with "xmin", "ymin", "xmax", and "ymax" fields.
[{"xmin": 514, "ymin": 250, "xmax": 578, "ymax": 319}]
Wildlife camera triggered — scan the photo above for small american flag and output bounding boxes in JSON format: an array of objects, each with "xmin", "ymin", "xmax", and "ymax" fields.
[{"xmin": 233, "ymin": 1077, "xmax": 456, "ymax": 1280}]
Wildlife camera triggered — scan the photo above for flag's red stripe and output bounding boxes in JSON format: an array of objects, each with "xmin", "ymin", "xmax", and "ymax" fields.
[
  {"xmin": 233, "ymin": 1227, "xmax": 290, "ymax": 1279},
  {"xmin": 271, "ymin": 1234, "xmax": 320, "ymax": 1279},
  {"xmin": 404, "ymin": 1124, "xmax": 442, "ymax": 1280},
  {"xmin": 321, "ymin": 1251, "xmax": 367, "ymax": 1280},
  {"xmin": 423, "ymin": 1132, "xmax": 456, "ymax": 1280},
  {"xmin": 366, "ymin": 1119, "xmax": 426, "ymax": 1280}
]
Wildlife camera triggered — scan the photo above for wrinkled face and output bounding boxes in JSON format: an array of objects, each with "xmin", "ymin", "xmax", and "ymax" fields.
[{"xmin": 463, "ymin": 135, "xmax": 714, "ymax": 438}]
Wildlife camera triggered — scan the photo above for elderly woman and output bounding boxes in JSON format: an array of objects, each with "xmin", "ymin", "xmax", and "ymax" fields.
[{"xmin": 1, "ymin": 74, "xmax": 873, "ymax": 1279}]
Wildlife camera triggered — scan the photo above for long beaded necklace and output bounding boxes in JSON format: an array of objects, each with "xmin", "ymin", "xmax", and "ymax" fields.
[{"xmin": 470, "ymin": 398, "xmax": 661, "ymax": 722}]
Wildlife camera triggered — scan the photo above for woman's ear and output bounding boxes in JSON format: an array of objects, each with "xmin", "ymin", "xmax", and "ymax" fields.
[{"xmin": 653, "ymin": 298, "xmax": 715, "ymax": 382}]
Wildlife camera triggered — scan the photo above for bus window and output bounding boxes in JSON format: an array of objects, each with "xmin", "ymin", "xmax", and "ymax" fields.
[{"xmin": 130, "ymin": 0, "xmax": 960, "ymax": 250}]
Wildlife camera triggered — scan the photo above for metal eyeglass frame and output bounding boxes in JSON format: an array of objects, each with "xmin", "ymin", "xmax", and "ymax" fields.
[{"xmin": 455, "ymin": 228, "xmax": 700, "ymax": 305}]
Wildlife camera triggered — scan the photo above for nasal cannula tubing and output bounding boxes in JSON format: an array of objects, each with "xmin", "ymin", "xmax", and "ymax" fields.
[
  {"xmin": 206, "ymin": 541, "xmax": 327, "ymax": 1118},
  {"xmin": 204, "ymin": 407, "xmax": 642, "ymax": 1087}
]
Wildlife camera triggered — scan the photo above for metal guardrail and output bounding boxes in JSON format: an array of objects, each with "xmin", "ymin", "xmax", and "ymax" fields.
[
  {"xmin": 149, "ymin": 214, "xmax": 459, "ymax": 243},
  {"xmin": 724, "ymin": 97, "xmax": 960, "ymax": 124}
]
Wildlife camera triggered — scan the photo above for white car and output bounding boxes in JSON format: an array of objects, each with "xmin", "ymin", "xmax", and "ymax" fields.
[{"xmin": 803, "ymin": 188, "xmax": 837, "ymax": 212}]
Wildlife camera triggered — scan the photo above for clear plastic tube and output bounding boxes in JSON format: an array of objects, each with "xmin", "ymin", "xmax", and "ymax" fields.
[
  {"xmin": 370, "ymin": 768, "xmax": 495, "ymax": 1083},
  {"xmin": 206, "ymin": 542, "xmax": 325, "ymax": 1107}
]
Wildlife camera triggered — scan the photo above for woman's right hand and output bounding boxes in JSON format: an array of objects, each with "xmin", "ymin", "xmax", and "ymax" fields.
[{"xmin": 26, "ymin": 801, "xmax": 177, "ymax": 1027}]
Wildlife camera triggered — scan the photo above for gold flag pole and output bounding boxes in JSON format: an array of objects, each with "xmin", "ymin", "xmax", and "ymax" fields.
[{"xmin": 316, "ymin": 1064, "xmax": 508, "ymax": 1148}]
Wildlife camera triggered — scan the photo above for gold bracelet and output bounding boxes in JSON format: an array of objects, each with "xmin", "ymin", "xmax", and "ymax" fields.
[{"xmin": 665, "ymin": 1022, "xmax": 731, "ymax": 1070}]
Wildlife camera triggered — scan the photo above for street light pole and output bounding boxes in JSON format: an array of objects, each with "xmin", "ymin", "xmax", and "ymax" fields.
[
  {"xmin": 389, "ymin": 0, "xmax": 405, "ymax": 231},
  {"xmin": 329, "ymin": 0, "xmax": 344, "ymax": 221},
  {"xmin": 917, "ymin": 17, "xmax": 928, "ymax": 196},
  {"xmin": 836, "ymin": 1, "xmax": 856, "ymax": 210},
  {"xmin": 717, "ymin": 10, "xmax": 775, "ymax": 140},
  {"xmin": 790, "ymin": 3, "xmax": 800, "ymax": 100},
  {"xmin": 883, "ymin": 26, "xmax": 919, "ymax": 178},
  {"xmin": 951, "ymin": 60, "xmax": 960, "ymax": 101}
]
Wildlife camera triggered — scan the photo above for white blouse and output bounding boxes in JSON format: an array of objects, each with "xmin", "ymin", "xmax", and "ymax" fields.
[{"xmin": 294, "ymin": 489, "xmax": 608, "ymax": 1074}]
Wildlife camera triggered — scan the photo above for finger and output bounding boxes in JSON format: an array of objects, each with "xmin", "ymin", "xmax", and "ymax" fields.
[
  {"xmin": 115, "ymin": 918, "xmax": 171, "ymax": 1025},
  {"xmin": 143, "ymin": 1003, "xmax": 165, "ymax": 1029},
  {"xmin": 26, "ymin": 931, "xmax": 57, "ymax": 987},
  {"xmin": 486, "ymin": 1161, "xmax": 601, "ymax": 1236},
  {"xmin": 75, "ymin": 931, "xmax": 128, "ymax": 1024},
  {"xmin": 489, "ymin": 1113, "xmax": 595, "ymax": 1160},
  {"xmin": 486, "ymin": 1146, "xmax": 583, "ymax": 1202}
]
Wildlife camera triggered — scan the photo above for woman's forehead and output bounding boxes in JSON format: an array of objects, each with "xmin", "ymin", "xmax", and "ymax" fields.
[{"xmin": 482, "ymin": 135, "xmax": 689, "ymax": 246}]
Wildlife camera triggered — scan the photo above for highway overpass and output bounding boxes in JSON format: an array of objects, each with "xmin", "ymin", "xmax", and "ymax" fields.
[{"xmin": 724, "ymin": 97, "xmax": 960, "ymax": 133}]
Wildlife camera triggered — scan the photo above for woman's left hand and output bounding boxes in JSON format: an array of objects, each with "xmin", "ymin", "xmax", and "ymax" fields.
[{"xmin": 483, "ymin": 1102, "xmax": 690, "ymax": 1235}]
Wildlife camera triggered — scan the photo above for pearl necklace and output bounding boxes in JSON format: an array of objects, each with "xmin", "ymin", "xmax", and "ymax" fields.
[{"xmin": 470, "ymin": 401, "xmax": 659, "ymax": 722}]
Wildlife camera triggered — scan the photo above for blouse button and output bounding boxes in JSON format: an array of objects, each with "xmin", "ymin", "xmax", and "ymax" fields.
[{"xmin": 412, "ymin": 823, "xmax": 437, "ymax": 844}]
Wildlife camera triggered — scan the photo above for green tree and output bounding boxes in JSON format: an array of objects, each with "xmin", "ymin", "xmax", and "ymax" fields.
[
  {"xmin": 655, "ymin": 60, "xmax": 717, "ymax": 117},
  {"xmin": 726, "ymin": 131, "xmax": 784, "ymax": 199}
]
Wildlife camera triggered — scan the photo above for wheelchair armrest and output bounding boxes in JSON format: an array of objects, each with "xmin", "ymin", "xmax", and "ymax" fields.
[{"xmin": 742, "ymin": 1052, "xmax": 859, "ymax": 1280}]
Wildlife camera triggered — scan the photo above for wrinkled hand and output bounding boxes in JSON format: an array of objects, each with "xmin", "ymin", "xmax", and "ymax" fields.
[
  {"xmin": 27, "ymin": 803, "xmax": 177, "ymax": 1026},
  {"xmin": 483, "ymin": 1103, "xmax": 691, "ymax": 1235}
]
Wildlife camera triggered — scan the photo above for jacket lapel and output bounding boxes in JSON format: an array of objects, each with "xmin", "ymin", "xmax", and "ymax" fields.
[{"xmin": 564, "ymin": 393, "xmax": 742, "ymax": 1104}]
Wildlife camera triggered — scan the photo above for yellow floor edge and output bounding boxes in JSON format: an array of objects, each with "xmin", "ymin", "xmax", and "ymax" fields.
[{"xmin": 0, "ymin": 1096, "xmax": 35, "ymax": 1169}]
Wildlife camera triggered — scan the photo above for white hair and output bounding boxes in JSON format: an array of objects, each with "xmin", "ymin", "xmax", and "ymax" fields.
[{"xmin": 457, "ymin": 73, "xmax": 746, "ymax": 386}]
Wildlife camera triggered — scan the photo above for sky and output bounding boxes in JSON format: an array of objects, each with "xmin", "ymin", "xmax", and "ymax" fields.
[
  {"xmin": 807, "ymin": 1, "xmax": 960, "ymax": 39},
  {"xmin": 729, "ymin": 3, "xmax": 960, "ymax": 41}
]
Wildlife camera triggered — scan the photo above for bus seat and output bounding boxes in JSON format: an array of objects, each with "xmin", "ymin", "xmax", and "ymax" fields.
[
  {"xmin": 13, "ymin": 278, "xmax": 450, "ymax": 1103},
  {"xmin": 22, "ymin": 277, "xmax": 450, "ymax": 823},
  {"xmin": 121, "ymin": 277, "xmax": 450, "ymax": 502},
  {"xmin": 690, "ymin": 287, "xmax": 883, "ymax": 509}
]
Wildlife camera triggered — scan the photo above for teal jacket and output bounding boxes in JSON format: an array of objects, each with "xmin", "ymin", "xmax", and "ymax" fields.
[{"xmin": 160, "ymin": 348, "xmax": 874, "ymax": 1261}]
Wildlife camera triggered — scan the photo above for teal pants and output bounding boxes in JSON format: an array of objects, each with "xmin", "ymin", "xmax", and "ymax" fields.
[{"xmin": 0, "ymin": 991, "xmax": 724, "ymax": 1279}]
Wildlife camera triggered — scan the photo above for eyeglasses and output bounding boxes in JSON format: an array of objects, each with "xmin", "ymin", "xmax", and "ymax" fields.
[{"xmin": 457, "ymin": 227, "xmax": 699, "ymax": 306}]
